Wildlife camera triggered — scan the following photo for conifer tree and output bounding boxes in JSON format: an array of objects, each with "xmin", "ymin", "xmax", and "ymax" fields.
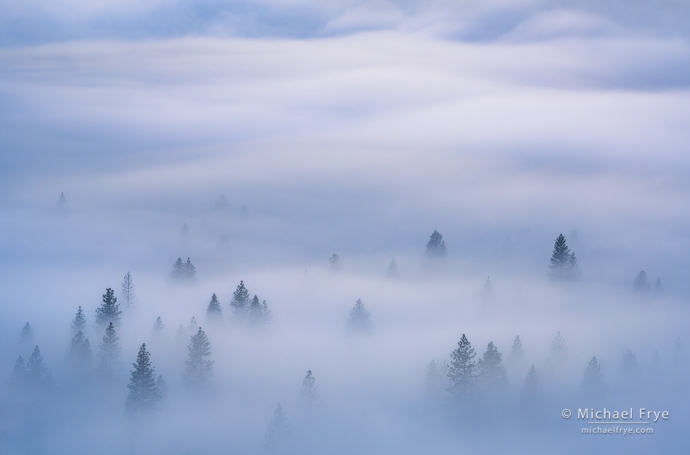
[
  {"xmin": 477, "ymin": 342, "xmax": 508, "ymax": 396},
  {"xmin": 548, "ymin": 332, "xmax": 567, "ymax": 365},
  {"xmin": 157, "ymin": 374, "xmax": 168, "ymax": 397},
  {"xmin": 10, "ymin": 356, "xmax": 28, "ymax": 388},
  {"xmin": 188, "ymin": 317, "xmax": 198, "ymax": 334},
  {"xmin": 183, "ymin": 258, "xmax": 196, "ymax": 281},
  {"xmin": 386, "ymin": 259, "xmax": 399, "ymax": 278},
  {"xmin": 171, "ymin": 258, "xmax": 185, "ymax": 281},
  {"xmin": 447, "ymin": 334, "xmax": 477, "ymax": 402},
  {"xmin": 328, "ymin": 254, "xmax": 341, "ymax": 271},
  {"xmin": 299, "ymin": 370, "xmax": 319, "ymax": 410},
  {"xmin": 121, "ymin": 272, "xmax": 136, "ymax": 310},
  {"xmin": 206, "ymin": 294, "xmax": 223, "ymax": 323},
  {"xmin": 347, "ymin": 299, "xmax": 372, "ymax": 333},
  {"xmin": 249, "ymin": 296, "xmax": 272, "ymax": 326},
  {"xmin": 230, "ymin": 281, "xmax": 250, "ymax": 318},
  {"xmin": 125, "ymin": 344, "xmax": 162, "ymax": 415},
  {"xmin": 95, "ymin": 288, "xmax": 122, "ymax": 327},
  {"xmin": 620, "ymin": 349, "xmax": 638, "ymax": 379},
  {"xmin": 175, "ymin": 324, "xmax": 187, "ymax": 344},
  {"xmin": 482, "ymin": 277, "xmax": 493, "ymax": 302},
  {"xmin": 582, "ymin": 356, "xmax": 604, "ymax": 398},
  {"xmin": 520, "ymin": 365, "xmax": 541, "ymax": 405},
  {"xmin": 213, "ymin": 194, "xmax": 228, "ymax": 210},
  {"xmin": 633, "ymin": 271, "xmax": 649, "ymax": 292},
  {"xmin": 426, "ymin": 230, "xmax": 446, "ymax": 257},
  {"xmin": 510, "ymin": 335, "xmax": 525, "ymax": 362},
  {"xmin": 264, "ymin": 404, "xmax": 290, "ymax": 452},
  {"xmin": 71, "ymin": 307, "xmax": 87, "ymax": 336},
  {"xmin": 27, "ymin": 346, "xmax": 50, "ymax": 388},
  {"xmin": 183, "ymin": 327, "xmax": 213, "ymax": 389},
  {"xmin": 548, "ymin": 234, "xmax": 579, "ymax": 280},
  {"xmin": 66, "ymin": 331, "xmax": 92, "ymax": 372},
  {"xmin": 425, "ymin": 359, "xmax": 449, "ymax": 397},
  {"xmin": 19, "ymin": 322, "xmax": 34, "ymax": 351},
  {"xmin": 654, "ymin": 277, "xmax": 663, "ymax": 295},
  {"xmin": 153, "ymin": 317, "xmax": 165, "ymax": 336},
  {"xmin": 98, "ymin": 322, "xmax": 121, "ymax": 374}
]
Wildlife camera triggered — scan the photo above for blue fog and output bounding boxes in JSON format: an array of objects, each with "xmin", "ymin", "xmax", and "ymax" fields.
[{"xmin": 0, "ymin": 1, "xmax": 689, "ymax": 454}]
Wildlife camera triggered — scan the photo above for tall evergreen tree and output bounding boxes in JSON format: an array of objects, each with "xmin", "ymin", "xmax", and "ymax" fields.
[
  {"xmin": 447, "ymin": 334, "xmax": 478, "ymax": 402},
  {"xmin": 125, "ymin": 344, "xmax": 162, "ymax": 415},
  {"xmin": 386, "ymin": 259, "xmax": 399, "ymax": 278},
  {"xmin": 188, "ymin": 317, "xmax": 199, "ymax": 334},
  {"xmin": 121, "ymin": 272, "xmax": 136, "ymax": 310},
  {"xmin": 633, "ymin": 271, "xmax": 650, "ymax": 292},
  {"xmin": 481, "ymin": 277, "xmax": 493, "ymax": 302},
  {"xmin": 510, "ymin": 335, "xmax": 525, "ymax": 362},
  {"xmin": 95, "ymin": 288, "xmax": 122, "ymax": 327},
  {"xmin": 156, "ymin": 374, "xmax": 168, "ymax": 397},
  {"xmin": 10, "ymin": 356, "xmax": 28, "ymax": 388},
  {"xmin": 520, "ymin": 365, "xmax": 541, "ymax": 405},
  {"xmin": 183, "ymin": 258, "xmax": 196, "ymax": 281},
  {"xmin": 206, "ymin": 294, "xmax": 223, "ymax": 323},
  {"xmin": 27, "ymin": 346, "xmax": 50, "ymax": 388},
  {"xmin": 264, "ymin": 404, "xmax": 290, "ymax": 453},
  {"xmin": 153, "ymin": 317, "xmax": 165, "ymax": 336},
  {"xmin": 548, "ymin": 332, "xmax": 567, "ymax": 365},
  {"xmin": 71, "ymin": 306, "xmax": 87, "ymax": 336},
  {"xmin": 66, "ymin": 331, "xmax": 92, "ymax": 372},
  {"xmin": 230, "ymin": 281, "xmax": 250, "ymax": 318},
  {"xmin": 299, "ymin": 370, "xmax": 320, "ymax": 410},
  {"xmin": 175, "ymin": 324, "xmax": 187, "ymax": 344},
  {"xmin": 19, "ymin": 322, "xmax": 34, "ymax": 351},
  {"xmin": 98, "ymin": 322, "xmax": 121, "ymax": 374},
  {"xmin": 654, "ymin": 277, "xmax": 663, "ymax": 295},
  {"xmin": 183, "ymin": 327, "xmax": 213, "ymax": 389},
  {"xmin": 425, "ymin": 359, "xmax": 449, "ymax": 397},
  {"xmin": 426, "ymin": 230, "xmax": 446, "ymax": 257},
  {"xmin": 328, "ymin": 254, "xmax": 341, "ymax": 271},
  {"xmin": 170, "ymin": 258, "xmax": 196, "ymax": 283},
  {"xmin": 620, "ymin": 349, "xmax": 638, "ymax": 379},
  {"xmin": 249, "ymin": 296, "xmax": 272, "ymax": 326},
  {"xmin": 582, "ymin": 356, "xmax": 604, "ymax": 398},
  {"xmin": 171, "ymin": 258, "xmax": 185, "ymax": 281},
  {"xmin": 548, "ymin": 234, "xmax": 579, "ymax": 280},
  {"xmin": 477, "ymin": 342, "xmax": 508, "ymax": 397},
  {"xmin": 347, "ymin": 299, "xmax": 372, "ymax": 333}
]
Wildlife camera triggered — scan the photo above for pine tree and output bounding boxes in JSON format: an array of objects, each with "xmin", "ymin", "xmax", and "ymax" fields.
[
  {"xmin": 425, "ymin": 359, "xmax": 449, "ymax": 396},
  {"xmin": 121, "ymin": 272, "xmax": 136, "ymax": 310},
  {"xmin": 171, "ymin": 258, "xmax": 185, "ymax": 281},
  {"xmin": 98, "ymin": 322, "xmax": 121, "ymax": 374},
  {"xmin": 27, "ymin": 346, "xmax": 50, "ymax": 388},
  {"xmin": 66, "ymin": 331, "xmax": 92, "ymax": 372},
  {"xmin": 188, "ymin": 317, "xmax": 198, "ymax": 334},
  {"xmin": 71, "ymin": 307, "xmax": 87, "ymax": 336},
  {"xmin": 582, "ymin": 356, "xmax": 604, "ymax": 398},
  {"xmin": 183, "ymin": 258, "xmax": 196, "ymax": 282},
  {"xmin": 157, "ymin": 374, "xmax": 168, "ymax": 397},
  {"xmin": 299, "ymin": 370, "xmax": 319, "ymax": 410},
  {"xmin": 633, "ymin": 271, "xmax": 649, "ymax": 292},
  {"xmin": 10, "ymin": 356, "xmax": 28, "ymax": 388},
  {"xmin": 386, "ymin": 259, "xmax": 399, "ymax": 278},
  {"xmin": 548, "ymin": 234, "xmax": 579, "ymax": 280},
  {"xmin": 264, "ymin": 404, "xmax": 290, "ymax": 452},
  {"xmin": 520, "ymin": 365, "xmax": 541, "ymax": 405},
  {"xmin": 183, "ymin": 327, "xmax": 213, "ymax": 389},
  {"xmin": 510, "ymin": 335, "xmax": 525, "ymax": 362},
  {"xmin": 447, "ymin": 334, "xmax": 477, "ymax": 402},
  {"xmin": 328, "ymin": 254, "xmax": 341, "ymax": 271},
  {"xmin": 249, "ymin": 296, "xmax": 272, "ymax": 326},
  {"xmin": 125, "ymin": 344, "xmax": 162, "ymax": 415},
  {"xmin": 347, "ymin": 299, "xmax": 372, "ymax": 333},
  {"xmin": 19, "ymin": 322, "xmax": 34, "ymax": 351},
  {"xmin": 175, "ymin": 325, "xmax": 187, "ymax": 344},
  {"xmin": 654, "ymin": 278, "xmax": 663, "ymax": 295},
  {"xmin": 482, "ymin": 277, "xmax": 493, "ymax": 302},
  {"xmin": 426, "ymin": 230, "xmax": 446, "ymax": 257},
  {"xmin": 153, "ymin": 317, "xmax": 165, "ymax": 336},
  {"xmin": 620, "ymin": 349, "xmax": 638, "ymax": 379},
  {"xmin": 206, "ymin": 294, "xmax": 223, "ymax": 323},
  {"xmin": 548, "ymin": 332, "xmax": 566, "ymax": 365},
  {"xmin": 477, "ymin": 342, "xmax": 508, "ymax": 397},
  {"xmin": 95, "ymin": 288, "xmax": 122, "ymax": 327},
  {"xmin": 231, "ymin": 281, "xmax": 250, "ymax": 319}
]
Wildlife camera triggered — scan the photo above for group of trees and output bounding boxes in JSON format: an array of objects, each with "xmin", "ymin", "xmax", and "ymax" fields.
[{"xmin": 170, "ymin": 257, "xmax": 196, "ymax": 283}]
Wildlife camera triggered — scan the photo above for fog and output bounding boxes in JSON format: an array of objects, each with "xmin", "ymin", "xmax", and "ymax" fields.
[{"xmin": 1, "ymin": 1, "xmax": 690, "ymax": 453}]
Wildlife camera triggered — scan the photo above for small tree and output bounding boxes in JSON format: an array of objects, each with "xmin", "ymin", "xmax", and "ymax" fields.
[
  {"xmin": 447, "ymin": 334, "xmax": 477, "ymax": 403},
  {"xmin": 27, "ymin": 346, "xmax": 50, "ymax": 388},
  {"xmin": 386, "ymin": 259, "xmax": 399, "ymax": 278},
  {"xmin": 654, "ymin": 278, "xmax": 663, "ymax": 295},
  {"xmin": 157, "ymin": 374, "xmax": 168, "ymax": 397},
  {"xmin": 426, "ymin": 230, "xmax": 446, "ymax": 257},
  {"xmin": 98, "ymin": 322, "xmax": 121, "ymax": 374},
  {"xmin": 633, "ymin": 271, "xmax": 650, "ymax": 292},
  {"xmin": 347, "ymin": 299, "xmax": 372, "ymax": 333},
  {"xmin": 153, "ymin": 317, "xmax": 165, "ymax": 336},
  {"xmin": 183, "ymin": 258, "xmax": 196, "ymax": 281},
  {"xmin": 520, "ymin": 365, "xmax": 541, "ymax": 405},
  {"xmin": 482, "ymin": 277, "xmax": 493, "ymax": 302},
  {"xmin": 548, "ymin": 234, "xmax": 579, "ymax": 280},
  {"xmin": 230, "ymin": 281, "xmax": 250, "ymax": 318},
  {"xmin": 171, "ymin": 258, "xmax": 185, "ymax": 281},
  {"xmin": 264, "ymin": 404, "xmax": 290, "ymax": 452},
  {"xmin": 582, "ymin": 356, "xmax": 604, "ymax": 399},
  {"xmin": 328, "ymin": 254, "xmax": 341, "ymax": 271},
  {"xmin": 95, "ymin": 288, "xmax": 122, "ymax": 327},
  {"xmin": 620, "ymin": 349, "xmax": 638, "ymax": 379},
  {"xmin": 121, "ymin": 272, "xmax": 136, "ymax": 310},
  {"xmin": 249, "ymin": 296, "xmax": 272, "ymax": 326},
  {"xmin": 125, "ymin": 344, "xmax": 162, "ymax": 415},
  {"xmin": 66, "ymin": 331, "xmax": 92, "ymax": 372},
  {"xmin": 170, "ymin": 258, "xmax": 196, "ymax": 283},
  {"xmin": 206, "ymin": 294, "xmax": 223, "ymax": 323},
  {"xmin": 188, "ymin": 317, "xmax": 199, "ymax": 334},
  {"xmin": 299, "ymin": 370, "xmax": 320, "ymax": 410},
  {"xmin": 548, "ymin": 332, "xmax": 567, "ymax": 365},
  {"xmin": 183, "ymin": 327, "xmax": 213, "ymax": 389},
  {"xmin": 19, "ymin": 322, "xmax": 34, "ymax": 351},
  {"xmin": 10, "ymin": 356, "xmax": 28, "ymax": 388},
  {"xmin": 510, "ymin": 335, "xmax": 525, "ymax": 362},
  {"xmin": 71, "ymin": 307, "xmax": 87, "ymax": 336},
  {"xmin": 477, "ymin": 342, "xmax": 508, "ymax": 397}
]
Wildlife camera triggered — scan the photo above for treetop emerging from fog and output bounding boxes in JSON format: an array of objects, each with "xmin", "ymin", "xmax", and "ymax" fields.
[
  {"xmin": 549, "ymin": 234, "xmax": 579, "ymax": 280},
  {"xmin": 426, "ymin": 231, "xmax": 446, "ymax": 258}
]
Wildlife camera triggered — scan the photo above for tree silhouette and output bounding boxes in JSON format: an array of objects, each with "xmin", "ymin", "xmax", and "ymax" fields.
[
  {"xmin": 121, "ymin": 272, "xmax": 136, "ymax": 310},
  {"xmin": 230, "ymin": 281, "xmax": 250, "ymax": 318},
  {"xmin": 447, "ymin": 334, "xmax": 477, "ymax": 403},
  {"xmin": 125, "ymin": 344, "xmax": 162, "ymax": 415},
  {"xmin": 548, "ymin": 234, "xmax": 579, "ymax": 280},
  {"xmin": 183, "ymin": 327, "xmax": 213, "ymax": 389},
  {"xmin": 633, "ymin": 271, "xmax": 650, "ymax": 292},
  {"xmin": 347, "ymin": 299, "xmax": 372, "ymax": 333},
  {"xmin": 299, "ymin": 370, "xmax": 320, "ymax": 410},
  {"xmin": 27, "ymin": 346, "xmax": 50, "ymax": 389},
  {"xmin": 206, "ymin": 293, "xmax": 223, "ymax": 323},
  {"xmin": 71, "ymin": 307, "xmax": 87, "ymax": 336},
  {"xmin": 98, "ymin": 322, "xmax": 121, "ymax": 375},
  {"xmin": 95, "ymin": 288, "xmax": 122, "ymax": 327},
  {"xmin": 264, "ymin": 404, "xmax": 290, "ymax": 452},
  {"xmin": 426, "ymin": 230, "xmax": 446, "ymax": 257}
]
